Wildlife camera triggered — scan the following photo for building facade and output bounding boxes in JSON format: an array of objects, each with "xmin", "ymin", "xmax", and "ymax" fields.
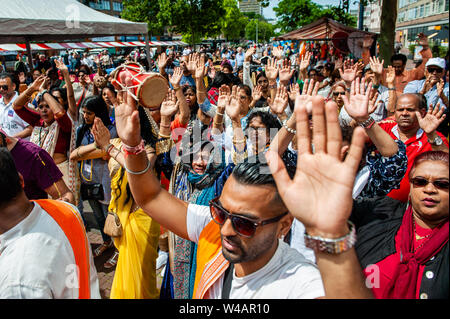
[
  {"xmin": 77, "ymin": 0, "xmax": 124, "ymax": 18},
  {"xmin": 238, "ymin": 0, "xmax": 262, "ymax": 16},
  {"xmin": 396, "ymin": 0, "xmax": 449, "ymax": 48}
]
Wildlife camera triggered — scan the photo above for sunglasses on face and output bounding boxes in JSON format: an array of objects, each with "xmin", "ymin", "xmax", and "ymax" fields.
[
  {"xmin": 209, "ymin": 197, "xmax": 288, "ymax": 238},
  {"xmin": 333, "ymin": 91, "xmax": 345, "ymax": 96},
  {"xmin": 0, "ymin": 85, "xmax": 9, "ymax": 91},
  {"xmin": 427, "ymin": 67, "xmax": 443, "ymax": 74},
  {"xmin": 411, "ymin": 177, "xmax": 449, "ymax": 190}
]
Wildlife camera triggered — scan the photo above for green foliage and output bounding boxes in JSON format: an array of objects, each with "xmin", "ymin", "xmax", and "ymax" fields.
[
  {"xmin": 221, "ymin": 0, "xmax": 249, "ymax": 41},
  {"xmin": 274, "ymin": 0, "xmax": 357, "ymax": 33},
  {"xmin": 245, "ymin": 19, "xmax": 275, "ymax": 43},
  {"xmin": 121, "ymin": 0, "xmax": 165, "ymax": 36}
]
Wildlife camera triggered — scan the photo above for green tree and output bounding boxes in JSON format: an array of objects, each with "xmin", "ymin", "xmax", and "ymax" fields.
[
  {"xmin": 159, "ymin": 0, "xmax": 225, "ymax": 45},
  {"xmin": 375, "ymin": 0, "xmax": 398, "ymax": 66},
  {"xmin": 121, "ymin": 0, "xmax": 165, "ymax": 37},
  {"xmin": 245, "ymin": 19, "xmax": 275, "ymax": 43},
  {"xmin": 221, "ymin": 0, "xmax": 249, "ymax": 41},
  {"xmin": 273, "ymin": 0, "xmax": 356, "ymax": 33}
]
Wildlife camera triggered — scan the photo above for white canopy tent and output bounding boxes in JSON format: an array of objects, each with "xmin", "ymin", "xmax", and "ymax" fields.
[{"xmin": 0, "ymin": 0, "xmax": 150, "ymax": 66}]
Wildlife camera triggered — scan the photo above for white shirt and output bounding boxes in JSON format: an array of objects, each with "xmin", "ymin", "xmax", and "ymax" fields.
[
  {"xmin": 0, "ymin": 201, "xmax": 100, "ymax": 299},
  {"xmin": 186, "ymin": 204, "xmax": 325, "ymax": 299},
  {"xmin": 0, "ymin": 92, "xmax": 30, "ymax": 138}
]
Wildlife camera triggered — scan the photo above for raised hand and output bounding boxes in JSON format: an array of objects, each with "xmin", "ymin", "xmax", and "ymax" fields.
[
  {"xmin": 29, "ymin": 74, "xmax": 46, "ymax": 92},
  {"xmin": 278, "ymin": 59, "xmax": 295, "ymax": 84},
  {"xmin": 114, "ymin": 73, "xmax": 141, "ymax": 147},
  {"xmin": 186, "ymin": 53, "xmax": 199, "ymax": 75},
  {"xmin": 169, "ymin": 67, "xmax": 183, "ymax": 89},
  {"xmin": 265, "ymin": 57, "xmax": 279, "ymax": 82},
  {"xmin": 288, "ymin": 83, "xmax": 300, "ymax": 102},
  {"xmin": 368, "ymin": 91, "xmax": 380, "ymax": 115},
  {"xmin": 339, "ymin": 59, "xmax": 358, "ymax": 84},
  {"xmin": 369, "ymin": 56, "xmax": 384, "ymax": 76},
  {"xmin": 385, "ymin": 65, "xmax": 396, "ymax": 87},
  {"xmin": 217, "ymin": 84, "xmax": 231, "ymax": 113},
  {"xmin": 266, "ymin": 96, "xmax": 366, "ymax": 238},
  {"xmin": 295, "ymin": 78, "xmax": 319, "ymax": 114},
  {"xmin": 54, "ymin": 59, "xmax": 69, "ymax": 73},
  {"xmin": 270, "ymin": 86, "xmax": 289, "ymax": 115},
  {"xmin": 194, "ymin": 54, "xmax": 207, "ymax": 80},
  {"xmin": 92, "ymin": 117, "xmax": 111, "ymax": 150},
  {"xmin": 157, "ymin": 52, "xmax": 168, "ymax": 73},
  {"xmin": 416, "ymin": 103, "xmax": 446, "ymax": 134},
  {"xmin": 225, "ymin": 85, "xmax": 241, "ymax": 122},
  {"xmin": 252, "ymin": 85, "xmax": 263, "ymax": 102},
  {"xmin": 245, "ymin": 46, "xmax": 255, "ymax": 62},
  {"xmin": 417, "ymin": 32, "xmax": 429, "ymax": 47},
  {"xmin": 299, "ymin": 51, "xmax": 312, "ymax": 73},
  {"xmin": 436, "ymin": 78, "xmax": 445, "ymax": 98},
  {"xmin": 160, "ymin": 89, "xmax": 179, "ymax": 118},
  {"xmin": 342, "ymin": 77, "xmax": 372, "ymax": 122}
]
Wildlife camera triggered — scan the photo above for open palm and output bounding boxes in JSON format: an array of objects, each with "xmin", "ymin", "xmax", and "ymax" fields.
[
  {"xmin": 416, "ymin": 103, "xmax": 446, "ymax": 134},
  {"xmin": 342, "ymin": 77, "xmax": 372, "ymax": 122},
  {"xmin": 266, "ymin": 97, "xmax": 365, "ymax": 236}
]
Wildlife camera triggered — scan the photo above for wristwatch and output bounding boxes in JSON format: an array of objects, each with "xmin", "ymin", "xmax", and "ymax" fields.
[
  {"xmin": 428, "ymin": 135, "xmax": 443, "ymax": 146},
  {"xmin": 358, "ymin": 116, "xmax": 375, "ymax": 129},
  {"xmin": 304, "ymin": 221, "xmax": 357, "ymax": 254}
]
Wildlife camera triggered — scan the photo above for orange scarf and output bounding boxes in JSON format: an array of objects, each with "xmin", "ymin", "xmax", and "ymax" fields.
[
  {"xmin": 193, "ymin": 221, "xmax": 229, "ymax": 299},
  {"xmin": 34, "ymin": 199, "xmax": 91, "ymax": 299}
]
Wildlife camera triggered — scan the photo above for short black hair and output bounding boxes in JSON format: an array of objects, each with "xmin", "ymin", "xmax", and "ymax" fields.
[
  {"xmin": 0, "ymin": 72, "xmax": 18, "ymax": 91},
  {"xmin": 391, "ymin": 53, "xmax": 407, "ymax": 65},
  {"xmin": 232, "ymin": 155, "xmax": 295, "ymax": 206},
  {"xmin": 0, "ymin": 148, "xmax": 22, "ymax": 205}
]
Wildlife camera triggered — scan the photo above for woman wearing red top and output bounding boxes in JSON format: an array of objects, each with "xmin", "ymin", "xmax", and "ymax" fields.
[{"xmin": 13, "ymin": 75, "xmax": 72, "ymax": 183}]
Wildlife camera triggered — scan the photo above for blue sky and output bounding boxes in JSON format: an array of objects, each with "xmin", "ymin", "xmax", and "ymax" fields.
[{"xmin": 263, "ymin": 0, "xmax": 358, "ymax": 20}]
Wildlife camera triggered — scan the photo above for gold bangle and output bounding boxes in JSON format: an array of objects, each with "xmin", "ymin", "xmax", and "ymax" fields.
[
  {"xmin": 233, "ymin": 138, "xmax": 246, "ymax": 144},
  {"xmin": 214, "ymin": 120, "xmax": 223, "ymax": 125},
  {"xmin": 158, "ymin": 132, "xmax": 171, "ymax": 139}
]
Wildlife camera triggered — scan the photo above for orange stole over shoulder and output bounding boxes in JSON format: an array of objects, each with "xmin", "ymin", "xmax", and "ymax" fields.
[
  {"xmin": 193, "ymin": 220, "xmax": 229, "ymax": 299},
  {"xmin": 33, "ymin": 199, "xmax": 91, "ymax": 299}
]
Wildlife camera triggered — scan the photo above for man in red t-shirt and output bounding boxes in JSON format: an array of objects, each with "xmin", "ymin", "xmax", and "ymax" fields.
[{"xmin": 378, "ymin": 93, "xmax": 448, "ymax": 202}]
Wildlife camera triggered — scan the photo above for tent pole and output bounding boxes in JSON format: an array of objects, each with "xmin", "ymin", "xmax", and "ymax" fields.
[
  {"xmin": 25, "ymin": 38, "xmax": 34, "ymax": 70},
  {"xmin": 144, "ymin": 33, "xmax": 151, "ymax": 70}
]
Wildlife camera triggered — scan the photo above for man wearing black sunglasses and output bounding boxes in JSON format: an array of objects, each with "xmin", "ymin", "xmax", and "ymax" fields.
[
  {"xmin": 0, "ymin": 73, "xmax": 32, "ymax": 140},
  {"xmin": 113, "ymin": 81, "xmax": 327, "ymax": 299}
]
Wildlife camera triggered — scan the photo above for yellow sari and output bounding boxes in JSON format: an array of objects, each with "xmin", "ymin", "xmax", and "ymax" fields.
[{"xmin": 108, "ymin": 165, "xmax": 160, "ymax": 299}]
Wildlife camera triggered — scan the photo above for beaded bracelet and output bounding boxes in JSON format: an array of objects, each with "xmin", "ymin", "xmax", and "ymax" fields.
[{"xmin": 282, "ymin": 119, "xmax": 297, "ymax": 134}]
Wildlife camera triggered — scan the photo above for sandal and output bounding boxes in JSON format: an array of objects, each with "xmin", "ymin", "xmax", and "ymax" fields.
[
  {"xmin": 93, "ymin": 241, "xmax": 113, "ymax": 258},
  {"xmin": 104, "ymin": 251, "xmax": 119, "ymax": 269}
]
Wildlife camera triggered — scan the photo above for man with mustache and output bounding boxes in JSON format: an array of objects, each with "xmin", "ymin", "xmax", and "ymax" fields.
[{"xmin": 377, "ymin": 93, "xmax": 448, "ymax": 202}]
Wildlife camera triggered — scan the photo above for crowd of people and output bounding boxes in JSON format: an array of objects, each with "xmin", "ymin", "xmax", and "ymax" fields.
[{"xmin": 0, "ymin": 31, "xmax": 449, "ymax": 300}]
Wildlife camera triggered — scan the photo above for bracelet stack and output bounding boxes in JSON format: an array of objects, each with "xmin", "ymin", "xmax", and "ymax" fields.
[{"xmin": 282, "ymin": 119, "xmax": 296, "ymax": 134}]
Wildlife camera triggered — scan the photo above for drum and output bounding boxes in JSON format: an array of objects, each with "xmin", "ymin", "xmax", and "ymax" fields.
[{"xmin": 111, "ymin": 62, "xmax": 168, "ymax": 109}]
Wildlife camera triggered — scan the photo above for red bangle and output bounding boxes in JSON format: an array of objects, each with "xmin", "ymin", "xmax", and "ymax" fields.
[{"xmin": 122, "ymin": 139, "xmax": 145, "ymax": 157}]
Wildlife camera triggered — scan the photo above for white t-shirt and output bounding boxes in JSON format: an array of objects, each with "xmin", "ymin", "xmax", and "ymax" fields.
[
  {"xmin": 186, "ymin": 204, "xmax": 325, "ymax": 299},
  {"xmin": 0, "ymin": 92, "xmax": 30, "ymax": 138},
  {"xmin": 0, "ymin": 201, "xmax": 100, "ymax": 299}
]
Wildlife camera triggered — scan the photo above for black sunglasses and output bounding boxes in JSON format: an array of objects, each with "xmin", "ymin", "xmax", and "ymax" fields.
[
  {"xmin": 209, "ymin": 197, "xmax": 288, "ymax": 238},
  {"xmin": 333, "ymin": 92, "xmax": 346, "ymax": 96},
  {"xmin": 427, "ymin": 67, "xmax": 443, "ymax": 74},
  {"xmin": 0, "ymin": 85, "xmax": 9, "ymax": 91},
  {"xmin": 411, "ymin": 177, "xmax": 449, "ymax": 190}
]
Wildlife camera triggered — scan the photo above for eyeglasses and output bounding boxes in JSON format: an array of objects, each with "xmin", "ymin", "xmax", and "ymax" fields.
[
  {"xmin": 333, "ymin": 92, "xmax": 346, "ymax": 96},
  {"xmin": 411, "ymin": 177, "xmax": 449, "ymax": 190},
  {"xmin": 0, "ymin": 85, "xmax": 9, "ymax": 91},
  {"xmin": 427, "ymin": 67, "xmax": 443, "ymax": 74},
  {"xmin": 209, "ymin": 197, "xmax": 288, "ymax": 238}
]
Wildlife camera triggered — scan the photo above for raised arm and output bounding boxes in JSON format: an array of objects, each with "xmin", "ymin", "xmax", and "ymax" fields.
[
  {"xmin": 114, "ymin": 75, "xmax": 189, "ymax": 239},
  {"xmin": 169, "ymin": 68, "xmax": 190, "ymax": 125},
  {"xmin": 266, "ymin": 96, "xmax": 373, "ymax": 299},
  {"xmin": 343, "ymin": 77, "xmax": 399, "ymax": 157},
  {"xmin": 416, "ymin": 102, "xmax": 449, "ymax": 152},
  {"xmin": 55, "ymin": 59, "xmax": 77, "ymax": 121}
]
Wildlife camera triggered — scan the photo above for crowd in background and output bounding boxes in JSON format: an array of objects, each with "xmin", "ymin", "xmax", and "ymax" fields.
[{"xmin": 0, "ymin": 32, "xmax": 449, "ymax": 299}]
